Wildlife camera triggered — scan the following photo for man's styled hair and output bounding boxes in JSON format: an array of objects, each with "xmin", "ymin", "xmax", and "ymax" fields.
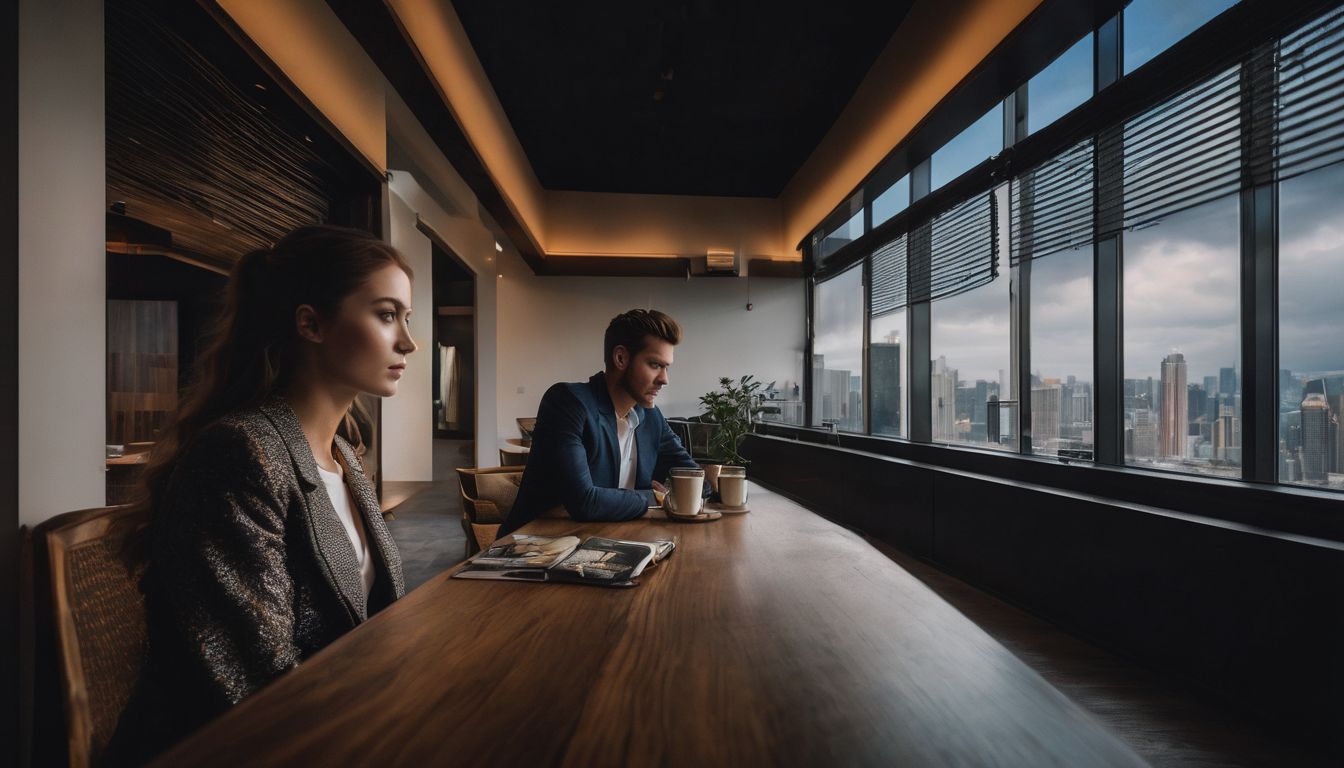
[{"xmin": 604, "ymin": 309, "xmax": 681, "ymax": 368}]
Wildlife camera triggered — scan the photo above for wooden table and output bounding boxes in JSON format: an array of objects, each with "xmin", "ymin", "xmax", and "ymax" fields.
[{"xmin": 153, "ymin": 484, "xmax": 1146, "ymax": 767}]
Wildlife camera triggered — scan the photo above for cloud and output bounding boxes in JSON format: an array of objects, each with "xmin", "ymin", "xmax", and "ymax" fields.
[{"xmin": 1279, "ymin": 164, "xmax": 1344, "ymax": 374}]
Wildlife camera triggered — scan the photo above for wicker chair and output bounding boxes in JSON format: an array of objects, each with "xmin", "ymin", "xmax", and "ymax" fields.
[
  {"xmin": 455, "ymin": 467, "xmax": 523, "ymax": 556},
  {"xmin": 31, "ymin": 505, "xmax": 150, "ymax": 768}
]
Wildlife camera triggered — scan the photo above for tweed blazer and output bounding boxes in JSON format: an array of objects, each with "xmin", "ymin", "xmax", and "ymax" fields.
[{"xmin": 107, "ymin": 397, "xmax": 404, "ymax": 764}]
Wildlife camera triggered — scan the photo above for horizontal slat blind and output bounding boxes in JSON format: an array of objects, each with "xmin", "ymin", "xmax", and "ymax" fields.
[
  {"xmin": 1278, "ymin": 6, "xmax": 1344, "ymax": 180},
  {"xmin": 869, "ymin": 235, "xmax": 907, "ymax": 318},
  {"xmin": 909, "ymin": 192, "xmax": 997, "ymax": 303},
  {"xmin": 1011, "ymin": 139, "xmax": 1094, "ymax": 266},
  {"xmin": 1099, "ymin": 66, "xmax": 1241, "ymax": 236}
]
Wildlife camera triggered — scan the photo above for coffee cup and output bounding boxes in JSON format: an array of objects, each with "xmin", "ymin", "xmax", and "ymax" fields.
[
  {"xmin": 719, "ymin": 465, "xmax": 748, "ymax": 508},
  {"xmin": 665, "ymin": 467, "xmax": 705, "ymax": 516}
]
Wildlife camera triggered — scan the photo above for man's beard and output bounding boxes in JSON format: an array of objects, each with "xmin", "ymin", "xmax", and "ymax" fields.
[{"xmin": 620, "ymin": 367, "xmax": 647, "ymax": 405}]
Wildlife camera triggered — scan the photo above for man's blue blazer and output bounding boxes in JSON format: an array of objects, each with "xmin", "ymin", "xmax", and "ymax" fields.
[{"xmin": 498, "ymin": 372, "xmax": 704, "ymax": 537}]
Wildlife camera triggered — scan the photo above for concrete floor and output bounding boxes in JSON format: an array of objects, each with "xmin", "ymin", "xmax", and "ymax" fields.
[{"xmin": 383, "ymin": 439, "xmax": 473, "ymax": 592}]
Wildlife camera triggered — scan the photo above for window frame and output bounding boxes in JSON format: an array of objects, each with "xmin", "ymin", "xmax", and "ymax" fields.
[{"xmin": 798, "ymin": 0, "xmax": 1344, "ymax": 511}]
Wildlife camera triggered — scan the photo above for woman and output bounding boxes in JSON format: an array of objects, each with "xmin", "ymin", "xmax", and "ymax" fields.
[{"xmin": 107, "ymin": 225, "xmax": 417, "ymax": 764}]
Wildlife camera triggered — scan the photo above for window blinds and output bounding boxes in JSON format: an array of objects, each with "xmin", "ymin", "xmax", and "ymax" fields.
[
  {"xmin": 1010, "ymin": 139, "xmax": 1094, "ymax": 266},
  {"xmin": 1278, "ymin": 6, "xmax": 1344, "ymax": 181},
  {"xmin": 1099, "ymin": 66, "xmax": 1242, "ymax": 236},
  {"xmin": 908, "ymin": 192, "xmax": 998, "ymax": 304},
  {"xmin": 868, "ymin": 235, "xmax": 907, "ymax": 317}
]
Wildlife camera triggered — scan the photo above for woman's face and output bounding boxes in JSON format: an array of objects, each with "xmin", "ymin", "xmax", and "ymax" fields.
[{"xmin": 310, "ymin": 263, "xmax": 417, "ymax": 398}]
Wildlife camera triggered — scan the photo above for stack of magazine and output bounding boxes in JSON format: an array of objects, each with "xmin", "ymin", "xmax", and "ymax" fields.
[{"xmin": 453, "ymin": 534, "xmax": 676, "ymax": 587}]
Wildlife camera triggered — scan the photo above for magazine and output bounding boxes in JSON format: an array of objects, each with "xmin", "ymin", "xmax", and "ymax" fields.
[{"xmin": 453, "ymin": 535, "xmax": 676, "ymax": 587}]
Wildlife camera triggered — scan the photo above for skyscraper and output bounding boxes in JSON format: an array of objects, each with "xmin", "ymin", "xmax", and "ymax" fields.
[
  {"xmin": 1213, "ymin": 404, "xmax": 1241, "ymax": 464},
  {"xmin": 931, "ymin": 356, "xmax": 957, "ymax": 442},
  {"xmin": 1132, "ymin": 410, "xmax": 1158, "ymax": 459},
  {"xmin": 1300, "ymin": 393, "xmax": 1336, "ymax": 484},
  {"xmin": 870, "ymin": 332, "xmax": 902, "ymax": 436},
  {"xmin": 1220, "ymin": 366, "xmax": 1238, "ymax": 400},
  {"xmin": 1070, "ymin": 386, "xmax": 1092, "ymax": 425},
  {"xmin": 1032, "ymin": 383, "xmax": 1062, "ymax": 452},
  {"xmin": 1160, "ymin": 352, "xmax": 1189, "ymax": 459}
]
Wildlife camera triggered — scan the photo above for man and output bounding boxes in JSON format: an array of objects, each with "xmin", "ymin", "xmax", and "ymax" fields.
[{"xmin": 498, "ymin": 309, "xmax": 706, "ymax": 536}]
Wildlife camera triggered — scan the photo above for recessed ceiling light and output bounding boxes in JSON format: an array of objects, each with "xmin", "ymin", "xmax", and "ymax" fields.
[{"xmin": 494, "ymin": 241, "xmax": 503, "ymax": 252}]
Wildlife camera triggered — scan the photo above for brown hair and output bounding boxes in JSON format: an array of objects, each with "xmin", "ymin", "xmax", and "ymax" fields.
[
  {"xmin": 136, "ymin": 224, "xmax": 413, "ymax": 515},
  {"xmin": 604, "ymin": 308, "xmax": 681, "ymax": 368}
]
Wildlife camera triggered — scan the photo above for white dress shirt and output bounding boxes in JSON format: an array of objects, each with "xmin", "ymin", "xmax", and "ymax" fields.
[
  {"xmin": 317, "ymin": 462, "xmax": 376, "ymax": 597},
  {"xmin": 616, "ymin": 408, "xmax": 641, "ymax": 490}
]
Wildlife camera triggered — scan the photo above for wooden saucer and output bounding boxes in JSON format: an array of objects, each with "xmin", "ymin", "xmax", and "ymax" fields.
[
  {"xmin": 706, "ymin": 501, "xmax": 750, "ymax": 515},
  {"xmin": 666, "ymin": 509, "xmax": 722, "ymax": 523}
]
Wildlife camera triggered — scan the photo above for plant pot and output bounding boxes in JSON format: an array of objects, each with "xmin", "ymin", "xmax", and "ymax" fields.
[{"xmin": 698, "ymin": 462, "xmax": 722, "ymax": 494}]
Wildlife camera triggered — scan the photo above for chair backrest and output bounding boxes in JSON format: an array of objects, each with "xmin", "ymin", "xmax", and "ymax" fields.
[
  {"xmin": 456, "ymin": 467, "xmax": 523, "ymax": 554},
  {"xmin": 36, "ymin": 505, "xmax": 151, "ymax": 767},
  {"xmin": 498, "ymin": 448, "xmax": 528, "ymax": 466},
  {"xmin": 516, "ymin": 417, "xmax": 537, "ymax": 443}
]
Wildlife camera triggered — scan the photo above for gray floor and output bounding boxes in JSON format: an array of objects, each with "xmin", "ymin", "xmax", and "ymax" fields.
[{"xmin": 383, "ymin": 439, "xmax": 473, "ymax": 591}]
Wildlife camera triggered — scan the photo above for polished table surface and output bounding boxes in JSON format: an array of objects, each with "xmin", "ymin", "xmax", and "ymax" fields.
[{"xmin": 153, "ymin": 483, "xmax": 1146, "ymax": 767}]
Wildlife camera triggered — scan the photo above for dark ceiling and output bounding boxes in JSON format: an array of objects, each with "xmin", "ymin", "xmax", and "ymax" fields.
[{"xmin": 449, "ymin": 0, "xmax": 914, "ymax": 197}]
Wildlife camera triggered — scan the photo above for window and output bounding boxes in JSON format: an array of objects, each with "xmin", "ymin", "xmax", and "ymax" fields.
[
  {"xmin": 1275, "ymin": 9, "xmax": 1344, "ymax": 491},
  {"xmin": 1027, "ymin": 33, "xmax": 1092, "ymax": 135},
  {"xmin": 1123, "ymin": 0, "xmax": 1240, "ymax": 74},
  {"xmin": 872, "ymin": 174, "xmax": 910, "ymax": 228},
  {"xmin": 931, "ymin": 106, "xmax": 1002, "ymax": 191},
  {"xmin": 811, "ymin": 266, "xmax": 865, "ymax": 432},
  {"xmin": 1122, "ymin": 196, "xmax": 1241, "ymax": 477},
  {"xmin": 817, "ymin": 210, "xmax": 864, "ymax": 264},
  {"xmin": 1028, "ymin": 252, "xmax": 1093, "ymax": 458},
  {"xmin": 1278, "ymin": 163, "xmax": 1344, "ymax": 490},
  {"xmin": 928, "ymin": 186, "xmax": 1013, "ymax": 450},
  {"xmin": 798, "ymin": 0, "xmax": 1344, "ymax": 500},
  {"xmin": 1012, "ymin": 138, "xmax": 1096, "ymax": 458},
  {"xmin": 869, "ymin": 235, "xmax": 908, "ymax": 437},
  {"xmin": 930, "ymin": 277, "xmax": 1012, "ymax": 449}
]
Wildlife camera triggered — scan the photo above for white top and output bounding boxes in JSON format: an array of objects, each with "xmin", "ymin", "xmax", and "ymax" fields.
[
  {"xmin": 616, "ymin": 408, "xmax": 641, "ymax": 490},
  {"xmin": 317, "ymin": 462, "xmax": 376, "ymax": 598}
]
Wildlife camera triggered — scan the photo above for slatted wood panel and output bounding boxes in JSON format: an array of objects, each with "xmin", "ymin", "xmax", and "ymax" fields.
[{"xmin": 105, "ymin": 0, "xmax": 354, "ymax": 263}]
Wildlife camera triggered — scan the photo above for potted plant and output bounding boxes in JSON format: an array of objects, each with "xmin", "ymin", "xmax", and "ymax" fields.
[{"xmin": 697, "ymin": 375, "xmax": 772, "ymax": 492}]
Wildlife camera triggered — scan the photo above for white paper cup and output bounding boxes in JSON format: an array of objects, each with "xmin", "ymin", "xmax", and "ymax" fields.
[
  {"xmin": 719, "ymin": 465, "xmax": 748, "ymax": 508},
  {"xmin": 667, "ymin": 467, "xmax": 705, "ymax": 516}
]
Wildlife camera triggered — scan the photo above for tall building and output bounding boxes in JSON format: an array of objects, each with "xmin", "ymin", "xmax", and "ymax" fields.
[
  {"xmin": 931, "ymin": 356, "xmax": 957, "ymax": 442},
  {"xmin": 1070, "ymin": 386, "xmax": 1092, "ymax": 425},
  {"xmin": 870, "ymin": 332, "xmax": 902, "ymax": 436},
  {"xmin": 1220, "ymin": 366, "xmax": 1238, "ymax": 400},
  {"xmin": 1032, "ymin": 383, "xmax": 1062, "ymax": 451},
  {"xmin": 1132, "ymin": 410, "xmax": 1159, "ymax": 459},
  {"xmin": 811, "ymin": 354, "xmax": 825, "ymax": 425},
  {"xmin": 1160, "ymin": 353, "xmax": 1189, "ymax": 459},
  {"xmin": 825, "ymin": 368, "xmax": 852, "ymax": 426},
  {"xmin": 1300, "ymin": 393, "xmax": 1336, "ymax": 484},
  {"xmin": 1213, "ymin": 404, "xmax": 1241, "ymax": 464}
]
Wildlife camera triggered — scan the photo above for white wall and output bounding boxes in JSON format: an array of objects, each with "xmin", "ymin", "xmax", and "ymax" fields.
[
  {"xmin": 18, "ymin": 0, "xmax": 106, "ymax": 525},
  {"xmin": 387, "ymin": 170, "xmax": 501, "ymax": 472},
  {"xmin": 381, "ymin": 191, "xmax": 434, "ymax": 481},
  {"xmin": 495, "ymin": 273, "xmax": 805, "ymax": 444}
]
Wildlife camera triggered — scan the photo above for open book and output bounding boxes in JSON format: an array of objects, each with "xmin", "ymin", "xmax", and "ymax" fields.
[{"xmin": 453, "ymin": 534, "xmax": 676, "ymax": 587}]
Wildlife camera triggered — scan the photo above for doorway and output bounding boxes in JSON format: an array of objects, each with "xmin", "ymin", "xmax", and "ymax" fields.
[{"xmin": 428, "ymin": 235, "xmax": 477, "ymax": 471}]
